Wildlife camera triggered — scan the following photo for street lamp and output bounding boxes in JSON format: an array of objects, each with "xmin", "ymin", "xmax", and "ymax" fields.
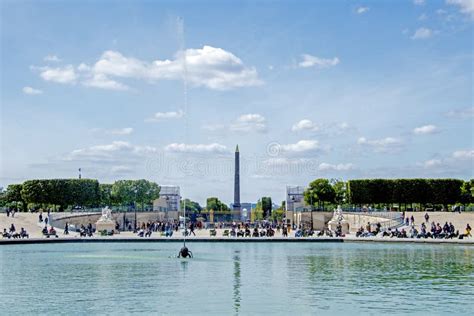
[
  {"xmin": 309, "ymin": 189, "xmax": 314, "ymax": 231},
  {"xmin": 134, "ymin": 188, "xmax": 138, "ymax": 232}
]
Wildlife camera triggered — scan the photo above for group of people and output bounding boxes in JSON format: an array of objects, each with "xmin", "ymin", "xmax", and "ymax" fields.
[
  {"xmin": 41, "ymin": 225, "xmax": 58, "ymax": 238},
  {"xmin": 2, "ymin": 224, "xmax": 29, "ymax": 239},
  {"xmin": 355, "ymin": 219, "xmax": 472, "ymax": 240}
]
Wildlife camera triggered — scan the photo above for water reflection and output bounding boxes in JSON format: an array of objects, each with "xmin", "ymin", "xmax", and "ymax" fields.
[{"xmin": 233, "ymin": 250, "xmax": 241, "ymax": 314}]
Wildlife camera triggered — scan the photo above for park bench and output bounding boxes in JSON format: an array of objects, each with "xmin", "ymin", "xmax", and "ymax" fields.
[
  {"xmin": 100, "ymin": 230, "xmax": 114, "ymax": 236},
  {"xmin": 43, "ymin": 231, "xmax": 58, "ymax": 238}
]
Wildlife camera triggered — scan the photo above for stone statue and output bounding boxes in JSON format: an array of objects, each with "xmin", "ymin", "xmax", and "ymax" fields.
[
  {"xmin": 99, "ymin": 207, "xmax": 112, "ymax": 222},
  {"xmin": 96, "ymin": 207, "xmax": 115, "ymax": 234}
]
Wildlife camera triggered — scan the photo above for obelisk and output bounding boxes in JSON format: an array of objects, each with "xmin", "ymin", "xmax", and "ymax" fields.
[{"xmin": 233, "ymin": 145, "xmax": 241, "ymax": 215}]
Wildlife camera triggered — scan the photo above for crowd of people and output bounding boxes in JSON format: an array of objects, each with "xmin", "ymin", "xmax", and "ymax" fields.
[
  {"xmin": 355, "ymin": 213, "xmax": 472, "ymax": 240},
  {"xmin": 2, "ymin": 224, "xmax": 29, "ymax": 239}
]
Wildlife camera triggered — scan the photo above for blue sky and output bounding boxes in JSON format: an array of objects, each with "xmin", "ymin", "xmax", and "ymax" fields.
[{"xmin": 1, "ymin": 0, "xmax": 473, "ymax": 204}]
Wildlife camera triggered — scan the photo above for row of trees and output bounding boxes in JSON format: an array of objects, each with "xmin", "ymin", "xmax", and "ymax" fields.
[
  {"xmin": 2, "ymin": 179, "xmax": 160, "ymax": 211},
  {"xmin": 347, "ymin": 179, "xmax": 473, "ymax": 209},
  {"xmin": 301, "ymin": 178, "xmax": 473, "ymax": 211}
]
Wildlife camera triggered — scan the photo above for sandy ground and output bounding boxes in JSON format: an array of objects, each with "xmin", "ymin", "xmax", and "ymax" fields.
[{"xmin": 1, "ymin": 211, "xmax": 473, "ymax": 240}]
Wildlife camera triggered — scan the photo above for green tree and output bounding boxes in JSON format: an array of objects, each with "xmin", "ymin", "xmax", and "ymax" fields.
[
  {"xmin": 183, "ymin": 198, "xmax": 202, "ymax": 213},
  {"xmin": 206, "ymin": 197, "xmax": 229, "ymax": 212},
  {"xmin": 260, "ymin": 197, "xmax": 272, "ymax": 218},
  {"xmin": 6, "ymin": 184, "xmax": 26, "ymax": 211},
  {"xmin": 99, "ymin": 184, "xmax": 114, "ymax": 206},
  {"xmin": 21, "ymin": 179, "xmax": 100, "ymax": 211},
  {"xmin": 331, "ymin": 179, "xmax": 347, "ymax": 204},
  {"xmin": 304, "ymin": 179, "xmax": 336, "ymax": 210},
  {"xmin": 111, "ymin": 180, "xmax": 160, "ymax": 210}
]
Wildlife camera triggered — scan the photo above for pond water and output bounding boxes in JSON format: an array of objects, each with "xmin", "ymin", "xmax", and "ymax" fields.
[{"xmin": 0, "ymin": 242, "xmax": 473, "ymax": 315}]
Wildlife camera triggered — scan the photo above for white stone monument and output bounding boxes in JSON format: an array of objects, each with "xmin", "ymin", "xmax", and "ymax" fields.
[
  {"xmin": 95, "ymin": 207, "xmax": 115, "ymax": 234},
  {"xmin": 328, "ymin": 205, "xmax": 349, "ymax": 234}
]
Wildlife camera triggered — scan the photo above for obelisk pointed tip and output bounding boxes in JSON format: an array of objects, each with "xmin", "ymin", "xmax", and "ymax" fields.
[{"xmin": 235, "ymin": 144, "xmax": 239, "ymax": 153}]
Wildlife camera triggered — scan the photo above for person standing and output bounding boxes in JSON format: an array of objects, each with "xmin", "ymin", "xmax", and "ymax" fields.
[
  {"xmin": 64, "ymin": 222, "xmax": 69, "ymax": 235},
  {"xmin": 424, "ymin": 212, "xmax": 429, "ymax": 223}
]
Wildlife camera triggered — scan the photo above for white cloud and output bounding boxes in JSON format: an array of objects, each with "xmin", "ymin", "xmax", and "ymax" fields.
[
  {"xmin": 281, "ymin": 140, "xmax": 320, "ymax": 153},
  {"xmin": 298, "ymin": 54, "xmax": 340, "ymax": 68},
  {"xmin": 22, "ymin": 86, "xmax": 43, "ymax": 95},
  {"xmin": 318, "ymin": 162, "xmax": 354, "ymax": 171},
  {"xmin": 65, "ymin": 141, "xmax": 157, "ymax": 162},
  {"xmin": 44, "ymin": 55, "xmax": 61, "ymax": 62},
  {"xmin": 82, "ymin": 73, "xmax": 129, "ymax": 91},
  {"xmin": 414, "ymin": 0, "xmax": 425, "ymax": 5},
  {"xmin": 356, "ymin": 6, "xmax": 370, "ymax": 14},
  {"xmin": 446, "ymin": 0, "xmax": 474, "ymax": 19},
  {"xmin": 106, "ymin": 128, "xmax": 133, "ymax": 135},
  {"xmin": 422, "ymin": 159, "xmax": 442, "ymax": 168},
  {"xmin": 146, "ymin": 110, "xmax": 184, "ymax": 122},
  {"xmin": 230, "ymin": 113, "xmax": 267, "ymax": 133},
  {"xmin": 418, "ymin": 13, "xmax": 428, "ymax": 21},
  {"xmin": 164, "ymin": 143, "xmax": 228, "ymax": 154},
  {"xmin": 452, "ymin": 149, "xmax": 474, "ymax": 160},
  {"xmin": 413, "ymin": 124, "xmax": 438, "ymax": 135},
  {"xmin": 411, "ymin": 27, "xmax": 434, "ymax": 39},
  {"xmin": 110, "ymin": 165, "xmax": 133, "ymax": 174},
  {"xmin": 39, "ymin": 65, "xmax": 77, "ymax": 84},
  {"xmin": 357, "ymin": 137, "xmax": 402, "ymax": 152},
  {"xmin": 445, "ymin": 107, "xmax": 474, "ymax": 119},
  {"xmin": 202, "ymin": 124, "xmax": 226, "ymax": 132},
  {"xmin": 291, "ymin": 119, "xmax": 319, "ymax": 132},
  {"xmin": 77, "ymin": 46, "xmax": 262, "ymax": 91}
]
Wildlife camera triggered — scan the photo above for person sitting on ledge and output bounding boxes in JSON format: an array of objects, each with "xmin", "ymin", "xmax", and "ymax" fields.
[
  {"xmin": 245, "ymin": 228, "xmax": 251, "ymax": 237},
  {"xmin": 459, "ymin": 224, "xmax": 472, "ymax": 239},
  {"xmin": 2, "ymin": 228, "xmax": 11, "ymax": 239},
  {"xmin": 252, "ymin": 227, "xmax": 259, "ymax": 237},
  {"xmin": 295, "ymin": 229, "xmax": 303, "ymax": 237},
  {"xmin": 49, "ymin": 226, "xmax": 57, "ymax": 235},
  {"xmin": 137, "ymin": 229, "xmax": 145, "ymax": 237},
  {"xmin": 178, "ymin": 246, "xmax": 193, "ymax": 258},
  {"xmin": 20, "ymin": 227, "xmax": 29, "ymax": 238},
  {"xmin": 42, "ymin": 226, "xmax": 48, "ymax": 235}
]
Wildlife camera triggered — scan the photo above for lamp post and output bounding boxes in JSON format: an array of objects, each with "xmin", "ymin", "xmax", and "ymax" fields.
[
  {"xmin": 134, "ymin": 188, "xmax": 138, "ymax": 232},
  {"xmin": 309, "ymin": 189, "xmax": 314, "ymax": 231}
]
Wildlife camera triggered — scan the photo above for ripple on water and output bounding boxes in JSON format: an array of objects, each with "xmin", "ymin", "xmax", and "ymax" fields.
[{"xmin": 0, "ymin": 242, "xmax": 473, "ymax": 314}]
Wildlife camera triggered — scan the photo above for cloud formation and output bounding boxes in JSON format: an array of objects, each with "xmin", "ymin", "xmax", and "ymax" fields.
[
  {"xmin": 452, "ymin": 149, "xmax": 474, "ymax": 160},
  {"xmin": 146, "ymin": 110, "xmax": 184, "ymax": 122},
  {"xmin": 357, "ymin": 137, "xmax": 402, "ymax": 152},
  {"xmin": 37, "ymin": 46, "xmax": 262, "ymax": 91},
  {"xmin": 44, "ymin": 55, "xmax": 61, "ymax": 62},
  {"xmin": 280, "ymin": 140, "xmax": 320, "ymax": 153},
  {"xmin": 411, "ymin": 27, "xmax": 434, "ymax": 39},
  {"xmin": 22, "ymin": 86, "xmax": 43, "ymax": 95},
  {"xmin": 298, "ymin": 54, "xmax": 340, "ymax": 68},
  {"xmin": 164, "ymin": 143, "xmax": 228, "ymax": 154},
  {"xmin": 38, "ymin": 65, "xmax": 77, "ymax": 84},
  {"xmin": 230, "ymin": 113, "xmax": 267, "ymax": 133},
  {"xmin": 291, "ymin": 119, "xmax": 319, "ymax": 132},
  {"xmin": 318, "ymin": 162, "xmax": 354, "ymax": 171},
  {"xmin": 413, "ymin": 124, "xmax": 438, "ymax": 135},
  {"xmin": 356, "ymin": 7, "xmax": 370, "ymax": 14},
  {"xmin": 446, "ymin": 0, "xmax": 474, "ymax": 19},
  {"xmin": 65, "ymin": 141, "xmax": 157, "ymax": 162}
]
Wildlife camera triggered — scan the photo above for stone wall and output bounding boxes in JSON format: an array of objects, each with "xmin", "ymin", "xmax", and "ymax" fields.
[{"xmin": 51, "ymin": 212, "xmax": 172, "ymax": 231}]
